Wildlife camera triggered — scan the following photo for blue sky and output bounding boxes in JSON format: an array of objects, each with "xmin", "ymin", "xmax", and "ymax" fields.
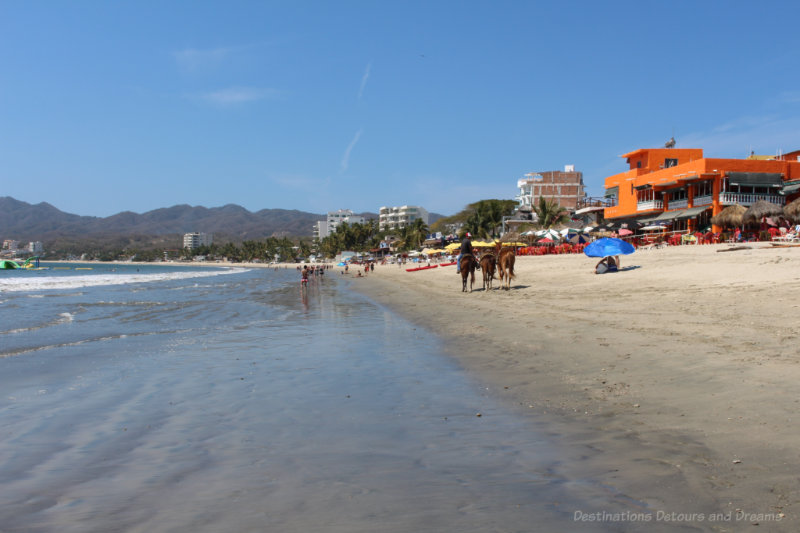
[{"xmin": 3, "ymin": 1, "xmax": 800, "ymax": 217}]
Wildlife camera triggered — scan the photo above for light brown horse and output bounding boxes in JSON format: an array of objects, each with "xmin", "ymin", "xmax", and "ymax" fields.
[
  {"xmin": 459, "ymin": 254, "xmax": 477, "ymax": 292},
  {"xmin": 495, "ymin": 243, "xmax": 516, "ymax": 290},
  {"xmin": 479, "ymin": 253, "xmax": 496, "ymax": 291}
]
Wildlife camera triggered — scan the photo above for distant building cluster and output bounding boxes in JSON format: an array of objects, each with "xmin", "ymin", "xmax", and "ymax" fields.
[
  {"xmin": 183, "ymin": 232, "xmax": 213, "ymax": 250},
  {"xmin": 313, "ymin": 206, "xmax": 432, "ymax": 239},
  {"xmin": 313, "ymin": 209, "xmax": 366, "ymax": 240},
  {"xmin": 378, "ymin": 205, "xmax": 429, "ymax": 231},
  {"xmin": 1, "ymin": 239, "xmax": 44, "ymax": 258}
]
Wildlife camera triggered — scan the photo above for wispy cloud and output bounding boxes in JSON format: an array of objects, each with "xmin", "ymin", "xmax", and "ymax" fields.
[
  {"xmin": 173, "ymin": 46, "xmax": 234, "ymax": 72},
  {"xmin": 358, "ymin": 62, "xmax": 372, "ymax": 100},
  {"xmin": 680, "ymin": 113, "xmax": 800, "ymax": 157},
  {"xmin": 190, "ymin": 86, "xmax": 279, "ymax": 106},
  {"xmin": 340, "ymin": 129, "xmax": 363, "ymax": 173}
]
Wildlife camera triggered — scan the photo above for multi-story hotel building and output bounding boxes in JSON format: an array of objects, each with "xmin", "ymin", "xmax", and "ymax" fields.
[
  {"xmin": 27, "ymin": 241, "xmax": 44, "ymax": 254},
  {"xmin": 516, "ymin": 165, "xmax": 586, "ymax": 212},
  {"xmin": 183, "ymin": 232, "xmax": 213, "ymax": 250},
  {"xmin": 313, "ymin": 209, "xmax": 366, "ymax": 240},
  {"xmin": 378, "ymin": 205, "xmax": 429, "ymax": 231},
  {"xmin": 603, "ymin": 147, "xmax": 800, "ymax": 232}
]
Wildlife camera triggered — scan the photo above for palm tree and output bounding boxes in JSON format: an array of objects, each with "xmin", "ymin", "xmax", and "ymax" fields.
[
  {"xmin": 297, "ymin": 239, "xmax": 312, "ymax": 260},
  {"xmin": 408, "ymin": 218, "xmax": 429, "ymax": 249},
  {"xmin": 533, "ymin": 196, "xmax": 569, "ymax": 228},
  {"xmin": 394, "ymin": 224, "xmax": 412, "ymax": 251},
  {"xmin": 460, "ymin": 199, "xmax": 516, "ymax": 239},
  {"xmin": 220, "ymin": 242, "xmax": 241, "ymax": 262}
]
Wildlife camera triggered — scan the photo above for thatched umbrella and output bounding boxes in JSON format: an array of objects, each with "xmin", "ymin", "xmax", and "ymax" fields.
[
  {"xmin": 500, "ymin": 231, "xmax": 521, "ymax": 243},
  {"xmin": 710, "ymin": 204, "xmax": 746, "ymax": 228},
  {"xmin": 783, "ymin": 197, "xmax": 800, "ymax": 223},
  {"xmin": 742, "ymin": 200, "xmax": 784, "ymax": 226}
]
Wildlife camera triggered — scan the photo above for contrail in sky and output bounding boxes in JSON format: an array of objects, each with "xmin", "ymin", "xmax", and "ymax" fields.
[
  {"xmin": 340, "ymin": 129, "xmax": 363, "ymax": 173},
  {"xmin": 358, "ymin": 63, "xmax": 371, "ymax": 100}
]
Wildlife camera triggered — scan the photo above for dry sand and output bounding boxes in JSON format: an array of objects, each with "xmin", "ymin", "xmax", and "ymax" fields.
[{"xmin": 345, "ymin": 243, "xmax": 800, "ymax": 528}]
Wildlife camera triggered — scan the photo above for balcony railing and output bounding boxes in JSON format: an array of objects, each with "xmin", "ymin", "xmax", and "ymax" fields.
[
  {"xmin": 669, "ymin": 199, "xmax": 689, "ymax": 210},
  {"xmin": 576, "ymin": 196, "xmax": 616, "ymax": 209},
  {"xmin": 720, "ymin": 192, "xmax": 785, "ymax": 206},
  {"xmin": 637, "ymin": 199, "xmax": 663, "ymax": 211},
  {"xmin": 692, "ymin": 195, "xmax": 713, "ymax": 207}
]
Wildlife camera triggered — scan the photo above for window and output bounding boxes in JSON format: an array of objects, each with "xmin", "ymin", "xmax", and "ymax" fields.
[
  {"xmin": 695, "ymin": 181, "xmax": 712, "ymax": 197},
  {"xmin": 669, "ymin": 188, "xmax": 687, "ymax": 201},
  {"xmin": 664, "ymin": 158, "xmax": 678, "ymax": 168}
]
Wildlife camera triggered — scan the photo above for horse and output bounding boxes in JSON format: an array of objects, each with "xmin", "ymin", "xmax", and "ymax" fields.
[
  {"xmin": 459, "ymin": 254, "xmax": 477, "ymax": 292},
  {"xmin": 495, "ymin": 243, "xmax": 516, "ymax": 291},
  {"xmin": 479, "ymin": 253, "xmax": 496, "ymax": 291}
]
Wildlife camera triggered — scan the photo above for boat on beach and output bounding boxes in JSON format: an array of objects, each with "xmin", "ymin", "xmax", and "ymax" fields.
[{"xmin": 405, "ymin": 264, "xmax": 439, "ymax": 272}]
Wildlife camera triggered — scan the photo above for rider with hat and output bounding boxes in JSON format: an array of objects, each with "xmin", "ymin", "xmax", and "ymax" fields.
[{"xmin": 456, "ymin": 232, "xmax": 479, "ymax": 274}]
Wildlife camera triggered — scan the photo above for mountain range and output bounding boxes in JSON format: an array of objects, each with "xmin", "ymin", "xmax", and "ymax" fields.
[{"xmin": 0, "ymin": 197, "xmax": 443, "ymax": 246}]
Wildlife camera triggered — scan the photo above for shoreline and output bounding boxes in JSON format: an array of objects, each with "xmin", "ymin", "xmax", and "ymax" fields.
[
  {"xmin": 346, "ymin": 243, "xmax": 799, "ymax": 527},
  {"xmin": 45, "ymin": 259, "xmax": 324, "ymax": 269}
]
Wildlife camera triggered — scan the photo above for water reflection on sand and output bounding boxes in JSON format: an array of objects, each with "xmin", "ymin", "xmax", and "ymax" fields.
[{"xmin": 0, "ymin": 268, "xmax": 634, "ymax": 532}]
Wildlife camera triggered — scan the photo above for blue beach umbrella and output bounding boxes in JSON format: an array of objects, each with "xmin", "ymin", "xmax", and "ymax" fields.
[{"xmin": 583, "ymin": 237, "xmax": 635, "ymax": 258}]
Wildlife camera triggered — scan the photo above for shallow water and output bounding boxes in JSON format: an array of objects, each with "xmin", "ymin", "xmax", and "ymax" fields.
[{"xmin": 0, "ymin": 264, "xmax": 656, "ymax": 532}]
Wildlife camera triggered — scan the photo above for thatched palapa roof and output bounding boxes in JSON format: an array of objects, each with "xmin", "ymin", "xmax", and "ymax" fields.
[
  {"xmin": 710, "ymin": 204, "xmax": 746, "ymax": 228},
  {"xmin": 783, "ymin": 198, "xmax": 800, "ymax": 222},
  {"xmin": 742, "ymin": 200, "xmax": 784, "ymax": 225}
]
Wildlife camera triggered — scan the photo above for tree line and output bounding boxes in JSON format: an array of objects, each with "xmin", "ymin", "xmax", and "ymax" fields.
[
  {"xmin": 39, "ymin": 197, "xmax": 570, "ymax": 262},
  {"xmin": 184, "ymin": 237, "xmax": 311, "ymax": 263}
]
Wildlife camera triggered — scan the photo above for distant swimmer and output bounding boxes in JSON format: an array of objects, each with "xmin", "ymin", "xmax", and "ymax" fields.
[{"xmin": 301, "ymin": 265, "xmax": 309, "ymax": 284}]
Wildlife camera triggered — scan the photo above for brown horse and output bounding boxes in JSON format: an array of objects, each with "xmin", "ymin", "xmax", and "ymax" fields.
[
  {"xmin": 479, "ymin": 253, "xmax": 496, "ymax": 291},
  {"xmin": 495, "ymin": 244, "xmax": 516, "ymax": 290},
  {"xmin": 459, "ymin": 254, "xmax": 477, "ymax": 292}
]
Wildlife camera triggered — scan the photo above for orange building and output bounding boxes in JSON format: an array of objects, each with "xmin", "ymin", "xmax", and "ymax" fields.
[{"xmin": 603, "ymin": 147, "xmax": 800, "ymax": 232}]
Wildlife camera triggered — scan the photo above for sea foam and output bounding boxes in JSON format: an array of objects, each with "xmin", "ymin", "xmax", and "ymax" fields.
[{"xmin": 0, "ymin": 268, "xmax": 246, "ymax": 293}]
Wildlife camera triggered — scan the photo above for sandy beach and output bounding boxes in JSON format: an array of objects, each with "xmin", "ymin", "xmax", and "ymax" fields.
[{"xmin": 344, "ymin": 243, "xmax": 800, "ymax": 529}]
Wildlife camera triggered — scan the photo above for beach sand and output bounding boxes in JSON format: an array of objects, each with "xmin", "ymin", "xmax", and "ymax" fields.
[{"xmin": 345, "ymin": 243, "xmax": 800, "ymax": 528}]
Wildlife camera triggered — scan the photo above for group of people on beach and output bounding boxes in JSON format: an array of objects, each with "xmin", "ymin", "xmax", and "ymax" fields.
[{"xmin": 300, "ymin": 264, "xmax": 329, "ymax": 284}]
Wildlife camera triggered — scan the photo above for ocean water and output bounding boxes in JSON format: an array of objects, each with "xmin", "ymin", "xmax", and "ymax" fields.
[{"xmin": 0, "ymin": 263, "xmax": 642, "ymax": 532}]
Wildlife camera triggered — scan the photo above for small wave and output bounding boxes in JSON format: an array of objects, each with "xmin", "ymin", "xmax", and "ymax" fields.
[
  {"xmin": 0, "ymin": 268, "xmax": 247, "ymax": 293},
  {"xmin": 1, "ymin": 310, "xmax": 80, "ymax": 335},
  {"xmin": 0, "ymin": 330, "xmax": 163, "ymax": 358}
]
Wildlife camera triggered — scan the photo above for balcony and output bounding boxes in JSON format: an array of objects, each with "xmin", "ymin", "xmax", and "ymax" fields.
[
  {"xmin": 669, "ymin": 199, "xmax": 689, "ymax": 210},
  {"xmin": 637, "ymin": 199, "xmax": 663, "ymax": 211},
  {"xmin": 720, "ymin": 192, "xmax": 785, "ymax": 206},
  {"xmin": 692, "ymin": 195, "xmax": 713, "ymax": 207},
  {"xmin": 576, "ymin": 197, "xmax": 616, "ymax": 209}
]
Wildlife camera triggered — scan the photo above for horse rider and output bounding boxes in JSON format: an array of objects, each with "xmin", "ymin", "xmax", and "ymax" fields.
[{"xmin": 456, "ymin": 232, "xmax": 479, "ymax": 274}]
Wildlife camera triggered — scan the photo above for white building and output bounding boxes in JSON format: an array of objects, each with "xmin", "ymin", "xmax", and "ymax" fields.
[
  {"xmin": 2, "ymin": 240, "xmax": 19, "ymax": 251},
  {"xmin": 314, "ymin": 209, "xmax": 366, "ymax": 240},
  {"xmin": 27, "ymin": 241, "xmax": 44, "ymax": 254},
  {"xmin": 378, "ymin": 205, "xmax": 429, "ymax": 231},
  {"xmin": 183, "ymin": 232, "xmax": 213, "ymax": 250}
]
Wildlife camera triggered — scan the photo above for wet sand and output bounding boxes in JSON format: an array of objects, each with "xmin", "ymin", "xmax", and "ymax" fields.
[
  {"xmin": 347, "ymin": 243, "xmax": 800, "ymax": 529},
  {"xmin": 1, "ymin": 267, "xmax": 643, "ymax": 532}
]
